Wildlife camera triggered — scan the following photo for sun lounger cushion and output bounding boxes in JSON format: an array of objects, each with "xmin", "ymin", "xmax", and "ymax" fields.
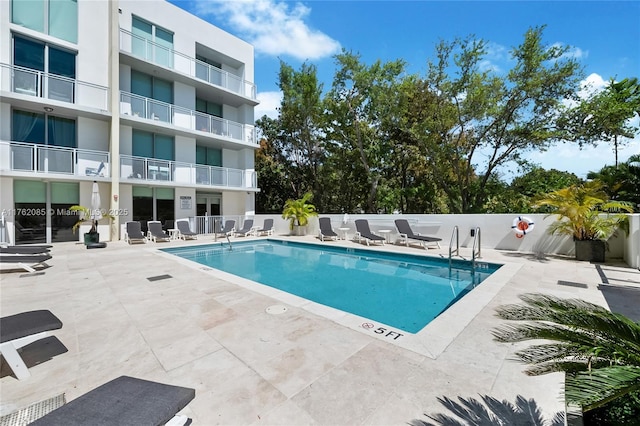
[
  {"xmin": 0, "ymin": 310, "xmax": 62, "ymax": 344},
  {"xmin": 0, "ymin": 247, "xmax": 50, "ymax": 254},
  {"xmin": 30, "ymin": 376, "xmax": 196, "ymax": 426}
]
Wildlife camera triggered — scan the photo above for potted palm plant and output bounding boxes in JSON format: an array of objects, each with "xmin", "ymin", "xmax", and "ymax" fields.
[
  {"xmin": 535, "ymin": 180, "xmax": 634, "ymax": 262},
  {"xmin": 281, "ymin": 192, "xmax": 318, "ymax": 236},
  {"xmin": 70, "ymin": 205, "xmax": 114, "ymax": 245}
]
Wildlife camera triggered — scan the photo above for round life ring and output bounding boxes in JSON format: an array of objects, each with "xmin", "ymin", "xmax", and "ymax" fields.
[{"xmin": 512, "ymin": 216, "xmax": 535, "ymax": 236}]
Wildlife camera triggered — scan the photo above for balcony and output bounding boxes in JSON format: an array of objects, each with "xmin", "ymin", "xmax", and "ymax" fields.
[
  {"xmin": 119, "ymin": 29, "xmax": 257, "ymax": 100},
  {"xmin": 120, "ymin": 92, "xmax": 256, "ymax": 145},
  {"xmin": 0, "ymin": 141, "xmax": 110, "ymax": 178},
  {"xmin": 120, "ymin": 155, "xmax": 257, "ymax": 189},
  {"xmin": 0, "ymin": 63, "xmax": 109, "ymax": 110}
]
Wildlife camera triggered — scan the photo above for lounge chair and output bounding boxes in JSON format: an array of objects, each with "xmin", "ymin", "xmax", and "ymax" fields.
[
  {"xmin": 0, "ymin": 253, "xmax": 53, "ymax": 273},
  {"xmin": 29, "ymin": 375, "xmax": 195, "ymax": 425},
  {"xmin": 318, "ymin": 217, "xmax": 338, "ymax": 241},
  {"xmin": 0, "ymin": 246, "xmax": 51, "ymax": 254},
  {"xmin": 0, "ymin": 310, "xmax": 63, "ymax": 380},
  {"xmin": 176, "ymin": 220, "xmax": 197, "ymax": 240},
  {"xmin": 215, "ymin": 220, "xmax": 235, "ymax": 238},
  {"xmin": 354, "ymin": 219, "xmax": 385, "ymax": 246},
  {"xmin": 125, "ymin": 221, "xmax": 146, "ymax": 244},
  {"xmin": 255, "ymin": 218, "xmax": 274, "ymax": 236},
  {"xmin": 394, "ymin": 219, "xmax": 442, "ymax": 249},
  {"xmin": 147, "ymin": 221, "xmax": 171, "ymax": 242},
  {"xmin": 234, "ymin": 219, "xmax": 255, "ymax": 237}
]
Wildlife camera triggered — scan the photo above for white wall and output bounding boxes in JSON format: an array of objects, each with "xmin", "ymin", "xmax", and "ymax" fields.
[
  {"xmin": 0, "ymin": 177, "xmax": 14, "ymax": 245},
  {"xmin": 174, "ymin": 187, "xmax": 196, "ymax": 221},
  {"xmin": 253, "ymin": 213, "xmax": 639, "ymax": 266},
  {"xmin": 78, "ymin": 118, "xmax": 110, "ymax": 151}
]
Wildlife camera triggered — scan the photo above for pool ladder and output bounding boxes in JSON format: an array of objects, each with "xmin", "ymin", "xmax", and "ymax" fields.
[{"xmin": 448, "ymin": 226, "xmax": 481, "ymax": 269}]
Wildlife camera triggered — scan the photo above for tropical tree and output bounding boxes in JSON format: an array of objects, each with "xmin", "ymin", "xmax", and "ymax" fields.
[
  {"xmin": 534, "ymin": 180, "xmax": 634, "ymax": 241},
  {"xmin": 405, "ymin": 26, "xmax": 583, "ymax": 213},
  {"xmin": 587, "ymin": 154, "xmax": 640, "ymax": 210},
  {"xmin": 493, "ymin": 293, "xmax": 640, "ymax": 414},
  {"xmin": 281, "ymin": 191, "xmax": 318, "ymax": 230}
]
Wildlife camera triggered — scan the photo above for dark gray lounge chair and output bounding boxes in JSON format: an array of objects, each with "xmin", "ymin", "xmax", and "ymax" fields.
[
  {"xmin": 0, "ymin": 246, "xmax": 50, "ymax": 254},
  {"xmin": 235, "ymin": 219, "xmax": 255, "ymax": 237},
  {"xmin": 176, "ymin": 220, "xmax": 197, "ymax": 240},
  {"xmin": 255, "ymin": 218, "xmax": 274, "ymax": 236},
  {"xmin": 354, "ymin": 219, "xmax": 385, "ymax": 246},
  {"xmin": 0, "ymin": 310, "xmax": 63, "ymax": 380},
  {"xmin": 318, "ymin": 217, "xmax": 338, "ymax": 241},
  {"xmin": 125, "ymin": 221, "xmax": 146, "ymax": 244},
  {"xmin": 215, "ymin": 220, "xmax": 235, "ymax": 237},
  {"xmin": 394, "ymin": 219, "xmax": 442, "ymax": 249},
  {"xmin": 0, "ymin": 253, "xmax": 52, "ymax": 273},
  {"xmin": 30, "ymin": 376, "xmax": 196, "ymax": 426},
  {"xmin": 147, "ymin": 221, "xmax": 171, "ymax": 242}
]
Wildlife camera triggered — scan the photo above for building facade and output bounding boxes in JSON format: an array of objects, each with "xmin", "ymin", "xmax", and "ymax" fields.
[{"xmin": 0, "ymin": 0, "xmax": 259, "ymax": 244}]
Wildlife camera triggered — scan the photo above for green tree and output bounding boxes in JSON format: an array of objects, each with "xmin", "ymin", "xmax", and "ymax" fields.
[
  {"xmin": 493, "ymin": 294, "xmax": 640, "ymax": 414},
  {"xmin": 587, "ymin": 155, "xmax": 640, "ymax": 210},
  {"xmin": 325, "ymin": 50, "xmax": 407, "ymax": 213},
  {"xmin": 507, "ymin": 167, "xmax": 582, "ymax": 212},
  {"xmin": 409, "ymin": 27, "xmax": 583, "ymax": 213}
]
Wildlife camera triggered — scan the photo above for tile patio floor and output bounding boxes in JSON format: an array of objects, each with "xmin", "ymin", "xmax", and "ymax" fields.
[{"xmin": 1, "ymin": 235, "xmax": 639, "ymax": 425}]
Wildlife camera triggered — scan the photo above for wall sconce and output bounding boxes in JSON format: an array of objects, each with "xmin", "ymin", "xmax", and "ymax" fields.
[{"xmin": 44, "ymin": 107, "xmax": 53, "ymax": 112}]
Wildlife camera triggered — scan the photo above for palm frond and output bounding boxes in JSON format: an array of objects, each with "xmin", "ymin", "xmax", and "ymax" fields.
[{"xmin": 565, "ymin": 366, "xmax": 640, "ymax": 411}]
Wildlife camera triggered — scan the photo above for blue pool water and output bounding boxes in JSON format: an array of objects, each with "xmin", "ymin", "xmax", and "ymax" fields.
[{"xmin": 163, "ymin": 240, "xmax": 501, "ymax": 333}]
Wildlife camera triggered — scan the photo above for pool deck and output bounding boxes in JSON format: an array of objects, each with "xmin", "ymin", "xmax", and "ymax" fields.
[{"xmin": 1, "ymin": 235, "xmax": 639, "ymax": 424}]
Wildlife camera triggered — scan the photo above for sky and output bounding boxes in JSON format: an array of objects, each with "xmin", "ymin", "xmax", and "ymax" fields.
[{"xmin": 169, "ymin": 0, "xmax": 640, "ymax": 180}]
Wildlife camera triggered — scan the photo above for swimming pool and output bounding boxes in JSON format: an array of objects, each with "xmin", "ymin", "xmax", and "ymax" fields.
[{"xmin": 162, "ymin": 240, "xmax": 501, "ymax": 334}]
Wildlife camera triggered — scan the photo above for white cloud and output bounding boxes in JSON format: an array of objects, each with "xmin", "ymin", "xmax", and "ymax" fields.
[
  {"xmin": 551, "ymin": 42, "xmax": 588, "ymax": 60},
  {"xmin": 193, "ymin": 0, "xmax": 341, "ymax": 61},
  {"xmin": 255, "ymin": 90, "xmax": 282, "ymax": 120},
  {"xmin": 478, "ymin": 42, "xmax": 509, "ymax": 73}
]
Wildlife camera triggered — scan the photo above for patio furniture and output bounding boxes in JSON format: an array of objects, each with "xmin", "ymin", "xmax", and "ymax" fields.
[
  {"xmin": 234, "ymin": 219, "xmax": 255, "ymax": 237},
  {"xmin": 318, "ymin": 217, "xmax": 338, "ymax": 241},
  {"xmin": 394, "ymin": 219, "xmax": 442, "ymax": 249},
  {"xmin": 255, "ymin": 218, "xmax": 274, "ymax": 236},
  {"xmin": 124, "ymin": 221, "xmax": 146, "ymax": 244},
  {"xmin": 176, "ymin": 220, "xmax": 198, "ymax": 240},
  {"xmin": 0, "ymin": 246, "xmax": 51, "ymax": 254},
  {"xmin": 29, "ymin": 376, "xmax": 196, "ymax": 425},
  {"xmin": 0, "ymin": 310, "xmax": 64, "ymax": 380},
  {"xmin": 147, "ymin": 221, "xmax": 171, "ymax": 242},
  {"xmin": 354, "ymin": 219, "xmax": 385, "ymax": 246},
  {"xmin": 0, "ymin": 253, "xmax": 53, "ymax": 273},
  {"xmin": 215, "ymin": 220, "xmax": 235, "ymax": 238}
]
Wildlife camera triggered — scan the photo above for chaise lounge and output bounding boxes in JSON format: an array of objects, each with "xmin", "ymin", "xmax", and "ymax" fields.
[
  {"xmin": 147, "ymin": 221, "xmax": 171, "ymax": 242},
  {"xmin": 0, "ymin": 310, "xmax": 64, "ymax": 380},
  {"xmin": 255, "ymin": 218, "xmax": 274, "ymax": 236},
  {"xmin": 215, "ymin": 220, "xmax": 235, "ymax": 238},
  {"xmin": 0, "ymin": 253, "xmax": 53, "ymax": 273},
  {"xmin": 176, "ymin": 220, "xmax": 198, "ymax": 240},
  {"xmin": 354, "ymin": 219, "xmax": 385, "ymax": 246},
  {"xmin": 29, "ymin": 375, "xmax": 196, "ymax": 425},
  {"xmin": 234, "ymin": 219, "xmax": 255, "ymax": 237},
  {"xmin": 394, "ymin": 219, "xmax": 442, "ymax": 249},
  {"xmin": 125, "ymin": 221, "xmax": 146, "ymax": 244},
  {"xmin": 318, "ymin": 217, "xmax": 338, "ymax": 241}
]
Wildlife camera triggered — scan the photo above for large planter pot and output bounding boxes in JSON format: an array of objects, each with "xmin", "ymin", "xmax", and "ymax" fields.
[
  {"xmin": 575, "ymin": 239, "xmax": 605, "ymax": 262},
  {"xmin": 291, "ymin": 225, "xmax": 307, "ymax": 236},
  {"xmin": 84, "ymin": 232, "xmax": 100, "ymax": 245}
]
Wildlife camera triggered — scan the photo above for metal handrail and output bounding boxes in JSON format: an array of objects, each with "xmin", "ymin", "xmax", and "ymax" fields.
[
  {"xmin": 472, "ymin": 227, "xmax": 481, "ymax": 267},
  {"xmin": 1, "ymin": 63, "xmax": 109, "ymax": 110},
  {"xmin": 119, "ymin": 29, "xmax": 257, "ymax": 99},
  {"xmin": 119, "ymin": 91, "xmax": 256, "ymax": 145},
  {"xmin": 449, "ymin": 225, "xmax": 459, "ymax": 269}
]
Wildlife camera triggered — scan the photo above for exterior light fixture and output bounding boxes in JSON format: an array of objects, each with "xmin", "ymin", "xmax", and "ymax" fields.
[{"xmin": 44, "ymin": 107, "xmax": 54, "ymax": 112}]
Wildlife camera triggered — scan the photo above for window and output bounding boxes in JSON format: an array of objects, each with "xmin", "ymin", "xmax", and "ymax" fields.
[
  {"xmin": 196, "ymin": 145, "xmax": 221, "ymax": 166},
  {"xmin": 195, "ymin": 54, "xmax": 222, "ymax": 85},
  {"xmin": 11, "ymin": 0, "xmax": 78, "ymax": 43},
  {"xmin": 132, "ymin": 16, "xmax": 173, "ymax": 68},
  {"xmin": 132, "ymin": 130, "xmax": 174, "ymax": 181},
  {"xmin": 195, "ymin": 98, "xmax": 222, "ymax": 133},
  {"xmin": 13, "ymin": 35, "xmax": 77, "ymax": 102},
  {"xmin": 11, "ymin": 109, "xmax": 76, "ymax": 172},
  {"xmin": 132, "ymin": 186, "xmax": 174, "ymax": 231},
  {"xmin": 130, "ymin": 70, "xmax": 172, "ymax": 121}
]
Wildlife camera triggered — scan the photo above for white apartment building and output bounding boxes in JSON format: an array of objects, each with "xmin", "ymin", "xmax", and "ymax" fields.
[{"xmin": 0, "ymin": 0, "xmax": 259, "ymax": 244}]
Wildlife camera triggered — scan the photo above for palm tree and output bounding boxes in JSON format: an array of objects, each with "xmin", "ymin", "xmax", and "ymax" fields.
[
  {"xmin": 534, "ymin": 180, "xmax": 634, "ymax": 241},
  {"xmin": 492, "ymin": 293, "xmax": 640, "ymax": 411},
  {"xmin": 281, "ymin": 191, "xmax": 318, "ymax": 231}
]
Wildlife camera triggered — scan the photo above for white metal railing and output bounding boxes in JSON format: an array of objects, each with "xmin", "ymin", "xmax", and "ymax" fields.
[
  {"xmin": 119, "ymin": 154, "xmax": 257, "ymax": 189},
  {"xmin": 120, "ymin": 92, "xmax": 256, "ymax": 145},
  {"xmin": 193, "ymin": 215, "xmax": 247, "ymax": 236},
  {"xmin": 0, "ymin": 140, "xmax": 110, "ymax": 177},
  {"xmin": 472, "ymin": 227, "xmax": 481, "ymax": 266},
  {"xmin": 1, "ymin": 63, "xmax": 109, "ymax": 110},
  {"xmin": 119, "ymin": 29, "xmax": 257, "ymax": 100},
  {"xmin": 448, "ymin": 225, "xmax": 460, "ymax": 268}
]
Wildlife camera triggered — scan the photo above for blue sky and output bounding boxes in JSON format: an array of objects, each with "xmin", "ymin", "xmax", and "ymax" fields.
[{"xmin": 170, "ymin": 0, "xmax": 640, "ymax": 179}]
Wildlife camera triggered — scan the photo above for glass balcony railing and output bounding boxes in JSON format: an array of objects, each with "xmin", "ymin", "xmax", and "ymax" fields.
[
  {"xmin": 119, "ymin": 29, "xmax": 257, "ymax": 100},
  {"xmin": 0, "ymin": 141, "xmax": 110, "ymax": 177},
  {"xmin": 0, "ymin": 63, "xmax": 109, "ymax": 110},
  {"xmin": 120, "ymin": 154, "xmax": 257, "ymax": 189},
  {"xmin": 120, "ymin": 91, "xmax": 256, "ymax": 145}
]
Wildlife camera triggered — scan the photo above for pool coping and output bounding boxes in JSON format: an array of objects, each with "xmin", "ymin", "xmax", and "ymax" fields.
[{"xmin": 153, "ymin": 237, "xmax": 521, "ymax": 359}]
